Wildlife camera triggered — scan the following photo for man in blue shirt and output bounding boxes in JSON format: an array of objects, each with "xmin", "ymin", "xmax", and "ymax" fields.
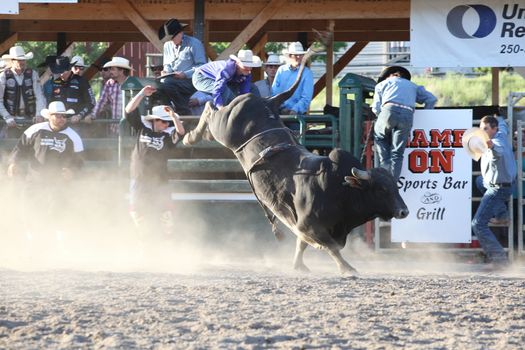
[
  {"xmin": 157, "ymin": 18, "xmax": 207, "ymax": 115},
  {"xmin": 192, "ymin": 49, "xmax": 261, "ymax": 110},
  {"xmin": 372, "ymin": 66, "xmax": 437, "ymax": 180},
  {"xmin": 469, "ymin": 115, "xmax": 516, "ymax": 268},
  {"xmin": 271, "ymin": 42, "xmax": 313, "ymax": 115}
]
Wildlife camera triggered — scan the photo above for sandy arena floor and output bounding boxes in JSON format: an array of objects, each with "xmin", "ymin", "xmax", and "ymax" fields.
[{"xmin": 1, "ymin": 255, "xmax": 525, "ymax": 349}]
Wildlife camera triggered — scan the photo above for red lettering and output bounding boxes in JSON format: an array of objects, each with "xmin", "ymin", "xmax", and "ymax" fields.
[
  {"xmin": 409, "ymin": 150, "xmax": 428, "ymax": 173},
  {"xmin": 429, "ymin": 129, "xmax": 452, "ymax": 148},
  {"xmin": 429, "ymin": 149, "xmax": 454, "ymax": 173},
  {"xmin": 409, "ymin": 129, "xmax": 429, "ymax": 148},
  {"xmin": 454, "ymin": 130, "xmax": 465, "ymax": 148}
]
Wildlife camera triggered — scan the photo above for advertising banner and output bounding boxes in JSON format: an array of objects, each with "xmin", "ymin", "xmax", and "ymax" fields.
[
  {"xmin": 411, "ymin": 0, "xmax": 525, "ymax": 67},
  {"xmin": 391, "ymin": 109, "xmax": 473, "ymax": 243}
]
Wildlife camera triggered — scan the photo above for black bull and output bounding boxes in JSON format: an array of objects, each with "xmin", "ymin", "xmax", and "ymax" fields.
[{"xmin": 183, "ymin": 57, "xmax": 408, "ymax": 275}]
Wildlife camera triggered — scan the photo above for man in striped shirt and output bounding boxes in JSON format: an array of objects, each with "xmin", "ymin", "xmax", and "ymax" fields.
[{"xmin": 92, "ymin": 57, "xmax": 133, "ymax": 135}]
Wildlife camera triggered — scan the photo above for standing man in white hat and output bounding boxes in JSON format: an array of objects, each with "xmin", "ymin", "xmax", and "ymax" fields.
[
  {"xmin": 0, "ymin": 46, "xmax": 46, "ymax": 134},
  {"xmin": 254, "ymin": 53, "xmax": 283, "ymax": 98},
  {"xmin": 158, "ymin": 18, "xmax": 207, "ymax": 115},
  {"xmin": 464, "ymin": 113, "xmax": 516, "ymax": 268},
  {"xmin": 272, "ymin": 42, "xmax": 313, "ymax": 115},
  {"xmin": 92, "ymin": 56, "xmax": 133, "ymax": 134},
  {"xmin": 7, "ymin": 101, "xmax": 84, "ymax": 181},
  {"xmin": 192, "ymin": 49, "xmax": 261, "ymax": 110},
  {"xmin": 124, "ymin": 85, "xmax": 185, "ymax": 237}
]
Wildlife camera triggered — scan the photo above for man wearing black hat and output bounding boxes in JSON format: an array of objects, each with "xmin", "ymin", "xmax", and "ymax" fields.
[
  {"xmin": 44, "ymin": 55, "xmax": 95, "ymax": 124},
  {"xmin": 157, "ymin": 18, "xmax": 207, "ymax": 115},
  {"xmin": 372, "ymin": 66, "xmax": 437, "ymax": 180}
]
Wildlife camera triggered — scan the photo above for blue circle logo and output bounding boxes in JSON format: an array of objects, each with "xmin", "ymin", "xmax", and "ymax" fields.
[{"xmin": 446, "ymin": 4, "xmax": 497, "ymax": 38}]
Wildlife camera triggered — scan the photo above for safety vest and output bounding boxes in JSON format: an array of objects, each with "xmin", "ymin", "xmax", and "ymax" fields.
[
  {"xmin": 3, "ymin": 68, "xmax": 37, "ymax": 117},
  {"xmin": 50, "ymin": 75, "xmax": 82, "ymax": 109}
]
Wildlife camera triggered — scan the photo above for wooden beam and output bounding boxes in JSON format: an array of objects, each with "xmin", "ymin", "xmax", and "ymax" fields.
[
  {"xmin": 83, "ymin": 42, "xmax": 125, "ymax": 81},
  {"xmin": 491, "ymin": 67, "xmax": 499, "ymax": 106},
  {"xmin": 249, "ymin": 33, "xmax": 268, "ymax": 80},
  {"xmin": 326, "ymin": 21, "xmax": 335, "ymax": 105},
  {"xmin": 313, "ymin": 41, "xmax": 369, "ymax": 98},
  {"xmin": 10, "ymin": 18, "xmax": 409, "ymax": 34},
  {"xmin": 111, "ymin": 0, "xmax": 163, "ymax": 52},
  {"xmin": 16, "ymin": 30, "xmax": 409, "ymax": 43},
  {"xmin": 8, "ymin": 1, "xmax": 410, "ymax": 21},
  {"xmin": 0, "ymin": 33, "xmax": 18, "ymax": 56},
  {"xmin": 217, "ymin": 0, "xmax": 286, "ymax": 60}
]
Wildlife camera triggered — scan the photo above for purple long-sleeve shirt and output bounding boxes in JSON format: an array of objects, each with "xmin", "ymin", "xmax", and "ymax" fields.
[{"xmin": 196, "ymin": 59, "xmax": 251, "ymax": 107}]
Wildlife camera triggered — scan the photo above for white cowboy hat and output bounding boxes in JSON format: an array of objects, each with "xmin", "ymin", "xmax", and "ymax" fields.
[
  {"xmin": 41, "ymin": 101, "xmax": 75, "ymax": 119},
  {"xmin": 462, "ymin": 127, "xmax": 490, "ymax": 161},
  {"xmin": 263, "ymin": 54, "xmax": 283, "ymax": 66},
  {"xmin": 229, "ymin": 49, "xmax": 262, "ymax": 68},
  {"xmin": 144, "ymin": 105, "xmax": 174, "ymax": 121},
  {"xmin": 103, "ymin": 56, "xmax": 134, "ymax": 70},
  {"xmin": 285, "ymin": 42, "xmax": 307, "ymax": 55},
  {"xmin": 71, "ymin": 55, "xmax": 86, "ymax": 67},
  {"xmin": 1, "ymin": 46, "xmax": 33, "ymax": 60}
]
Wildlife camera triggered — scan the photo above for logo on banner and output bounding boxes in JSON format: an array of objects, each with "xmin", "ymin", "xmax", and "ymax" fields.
[{"xmin": 446, "ymin": 4, "xmax": 497, "ymax": 38}]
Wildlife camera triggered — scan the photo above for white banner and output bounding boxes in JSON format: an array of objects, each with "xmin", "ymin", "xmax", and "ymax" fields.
[
  {"xmin": 391, "ymin": 109, "xmax": 473, "ymax": 243},
  {"xmin": 0, "ymin": 0, "xmax": 18, "ymax": 14},
  {"xmin": 411, "ymin": 0, "xmax": 525, "ymax": 67}
]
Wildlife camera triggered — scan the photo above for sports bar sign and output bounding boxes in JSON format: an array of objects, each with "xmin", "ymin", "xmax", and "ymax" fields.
[
  {"xmin": 391, "ymin": 109, "xmax": 473, "ymax": 243},
  {"xmin": 411, "ymin": 0, "xmax": 525, "ymax": 67}
]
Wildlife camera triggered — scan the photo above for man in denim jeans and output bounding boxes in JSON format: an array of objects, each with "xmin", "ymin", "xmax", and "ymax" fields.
[
  {"xmin": 469, "ymin": 115, "xmax": 516, "ymax": 267},
  {"xmin": 372, "ymin": 66, "xmax": 437, "ymax": 180}
]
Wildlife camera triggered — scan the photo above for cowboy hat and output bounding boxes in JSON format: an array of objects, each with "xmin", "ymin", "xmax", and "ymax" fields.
[
  {"xmin": 144, "ymin": 105, "xmax": 175, "ymax": 121},
  {"xmin": 41, "ymin": 101, "xmax": 75, "ymax": 119},
  {"xmin": 462, "ymin": 127, "xmax": 490, "ymax": 161},
  {"xmin": 263, "ymin": 54, "xmax": 283, "ymax": 66},
  {"xmin": 103, "ymin": 57, "xmax": 134, "ymax": 71},
  {"xmin": 1, "ymin": 46, "xmax": 33, "ymax": 60},
  {"xmin": 45, "ymin": 56, "xmax": 71, "ymax": 74},
  {"xmin": 158, "ymin": 18, "xmax": 189, "ymax": 41},
  {"xmin": 285, "ymin": 42, "xmax": 307, "ymax": 55},
  {"xmin": 377, "ymin": 66, "xmax": 412, "ymax": 83},
  {"xmin": 71, "ymin": 55, "xmax": 87, "ymax": 67},
  {"xmin": 229, "ymin": 49, "xmax": 262, "ymax": 68}
]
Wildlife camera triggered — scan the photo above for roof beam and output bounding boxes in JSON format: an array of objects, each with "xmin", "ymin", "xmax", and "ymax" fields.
[
  {"xmin": 16, "ymin": 30, "xmax": 408, "ymax": 43},
  {"xmin": 217, "ymin": 0, "xmax": 285, "ymax": 60},
  {"xmin": 0, "ymin": 33, "xmax": 18, "ymax": 56},
  {"xmin": 6, "ymin": 1, "xmax": 409, "ymax": 21},
  {"xmin": 313, "ymin": 41, "xmax": 369, "ymax": 98},
  {"xmin": 110, "ymin": 0, "xmax": 163, "ymax": 52}
]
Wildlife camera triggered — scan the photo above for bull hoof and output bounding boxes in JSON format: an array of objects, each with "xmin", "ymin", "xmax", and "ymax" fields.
[
  {"xmin": 293, "ymin": 263, "xmax": 311, "ymax": 273},
  {"xmin": 340, "ymin": 266, "xmax": 359, "ymax": 277}
]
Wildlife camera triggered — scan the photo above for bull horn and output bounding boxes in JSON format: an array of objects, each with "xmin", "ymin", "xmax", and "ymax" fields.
[{"xmin": 350, "ymin": 167, "xmax": 370, "ymax": 181}]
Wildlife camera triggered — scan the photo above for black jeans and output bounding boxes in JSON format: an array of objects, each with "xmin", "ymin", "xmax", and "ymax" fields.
[{"xmin": 157, "ymin": 76, "xmax": 196, "ymax": 115}]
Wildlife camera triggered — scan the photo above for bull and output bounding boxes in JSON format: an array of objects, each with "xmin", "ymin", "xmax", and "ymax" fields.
[{"xmin": 183, "ymin": 47, "xmax": 409, "ymax": 275}]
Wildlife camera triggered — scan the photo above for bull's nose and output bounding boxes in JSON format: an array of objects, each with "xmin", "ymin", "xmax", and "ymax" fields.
[{"xmin": 396, "ymin": 208, "xmax": 409, "ymax": 219}]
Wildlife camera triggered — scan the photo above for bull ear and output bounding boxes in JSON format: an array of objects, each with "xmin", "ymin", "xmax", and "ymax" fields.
[
  {"xmin": 351, "ymin": 167, "xmax": 371, "ymax": 181},
  {"xmin": 344, "ymin": 175, "xmax": 363, "ymax": 189}
]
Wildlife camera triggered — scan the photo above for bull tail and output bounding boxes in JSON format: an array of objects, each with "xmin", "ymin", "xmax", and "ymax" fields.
[
  {"xmin": 268, "ymin": 47, "xmax": 315, "ymax": 111},
  {"xmin": 268, "ymin": 29, "xmax": 329, "ymax": 111}
]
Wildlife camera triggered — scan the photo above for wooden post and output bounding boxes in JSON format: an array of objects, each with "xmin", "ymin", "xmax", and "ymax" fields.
[
  {"xmin": 491, "ymin": 67, "xmax": 499, "ymax": 106},
  {"xmin": 193, "ymin": 0, "xmax": 205, "ymax": 42},
  {"xmin": 217, "ymin": 0, "xmax": 285, "ymax": 60},
  {"xmin": 111, "ymin": 0, "xmax": 164, "ymax": 52},
  {"xmin": 313, "ymin": 41, "xmax": 368, "ymax": 98},
  {"xmin": 326, "ymin": 20, "xmax": 335, "ymax": 106}
]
